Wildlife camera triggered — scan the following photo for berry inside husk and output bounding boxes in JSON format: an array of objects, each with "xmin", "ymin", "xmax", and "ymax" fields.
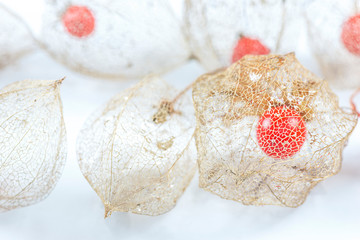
[
  {"xmin": 341, "ymin": 14, "xmax": 360, "ymax": 55},
  {"xmin": 232, "ymin": 37, "xmax": 270, "ymax": 63},
  {"xmin": 256, "ymin": 106, "xmax": 306, "ymax": 160},
  {"xmin": 62, "ymin": 5, "xmax": 95, "ymax": 38}
]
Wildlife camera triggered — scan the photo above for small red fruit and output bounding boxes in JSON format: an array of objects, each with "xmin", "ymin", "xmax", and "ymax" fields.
[
  {"xmin": 341, "ymin": 14, "xmax": 360, "ymax": 55},
  {"xmin": 62, "ymin": 5, "xmax": 95, "ymax": 38},
  {"xmin": 232, "ymin": 37, "xmax": 270, "ymax": 63},
  {"xmin": 256, "ymin": 106, "xmax": 306, "ymax": 160}
]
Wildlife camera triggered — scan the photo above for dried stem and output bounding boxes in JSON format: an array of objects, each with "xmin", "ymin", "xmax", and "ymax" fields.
[
  {"xmin": 152, "ymin": 81, "xmax": 195, "ymax": 124},
  {"xmin": 170, "ymin": 81, "xmax": 195, "ymax": 105},
  {"xmin": 153, "ymin": 67, "xmax": 227, "ymax": 124}
]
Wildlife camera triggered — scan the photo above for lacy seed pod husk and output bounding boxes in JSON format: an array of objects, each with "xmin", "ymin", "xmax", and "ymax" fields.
[
  {"xmin": 77, "ymin": 76, "xmax": 196, "ymax": 217},
  {"xmin": 192, "ymin": 53, "xmax": 357, "ymax": 207},
  {"xmin": 0, "ymin": 79, "xmax": 67, "ymax": 212},
  {"xmin": 305, "ymin": 0, "xmax": 360, "ymax": 89},
  {"xmin": 185, "ymin": 0, "xmax": 300, "ymax": 70},
  {"xmin": 0, "ymin": 5, "xmax": 34, "ymax": 68},
  {"xmin": 41, "ymin": 0, "xmax": 190, "ymax": 78}
]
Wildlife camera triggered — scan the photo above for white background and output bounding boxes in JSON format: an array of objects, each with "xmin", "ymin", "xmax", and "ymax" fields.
[{"xmin": 0, "ymin": 1, "xmax": 359, "ymax": 239}]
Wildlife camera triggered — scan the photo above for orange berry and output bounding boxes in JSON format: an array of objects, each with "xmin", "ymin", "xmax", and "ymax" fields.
[
  {"xmin": 232, "ymin": 37, "xmax": 270, "ymax": 63},
  {"xmin": 256, "ymin": 106, "xmax": 306, "ymax": 159},
  {"xmin": 62, "ymin": 5, "xmax": 95, "ymax": 38},
  {"xmin": 341, "ymin": 14, "xmax": 360, "ymax": 55}
]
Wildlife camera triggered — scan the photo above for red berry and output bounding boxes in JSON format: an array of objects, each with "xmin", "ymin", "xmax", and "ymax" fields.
[
  {"xmin": 62, "ymin": 6, "xmax": 95, "ymax": 38},
  {"xmin": 341, "ymin": 14, "xmax": 360, "ymax": 55},
  {"xmin": 232, "ymin": 37, "xmax": 270, "ymax": 63},
  {"xmin": 256, "ymin": 106, "xmax": 306, "ymax": 160}
]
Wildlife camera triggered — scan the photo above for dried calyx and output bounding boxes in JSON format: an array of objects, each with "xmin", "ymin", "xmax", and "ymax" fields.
[
  {"xmin": 41, "ymin": 0, "xmax": 191, "ymax": 78},
  {"xmin": 0, "ymin": 79, "xmax": 67, "ymax": 212},
  {"xmin": 305, "ymin": 0, "xmax": 360, "ymax": 88},
  {"xmin": 185, "ymin": 0, "xmax": 291, "ymax": 70},
  {"xmin": 192, "ymin": 53, "xmax": 357, "ymax": 207},
  {"xmin": 77, "ymin": 76, "xmax": 196, "ymax": 217},
  {"xmin": 0, "ymin": 5, "xmax": 34, "ymax": 68}
]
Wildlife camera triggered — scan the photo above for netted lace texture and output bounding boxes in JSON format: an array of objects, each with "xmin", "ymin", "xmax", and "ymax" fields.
[
  {"xmin": 192, "ymin": 53, "xmax": 357, "ymax": 207},
  {"xmin": 77, "ymin": 76, "xmax": 196, "ymax": 216},
  {"xmin": 0, "ymin": 79, "xmax": 67, "ymax": 212}
]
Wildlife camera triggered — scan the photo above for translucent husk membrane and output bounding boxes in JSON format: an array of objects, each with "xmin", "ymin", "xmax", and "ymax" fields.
[
  {"xmin": 305, "ymin": 0, "xmax": 360, "ymax": 89},
  {"xmin": 77, "ymin": 76, "xmax": 196, "ymax": 216},
  {"xmin": 41, "ymin": 0, "xmax": 190, "ymax": 79},
  {"xmin": 0, "ymin": 5, "xmax": 34, "ymax": 68},
  {"xmin": 0, "ymin": 79, "xmax": 67, "ymax": 212},
  {"xmin": 185, "ymin": 0, "xmax": 301, "ymax": 71},
  {"xmin": 192, "ymin": 53, "xmax": 357, "ymax": 207}
]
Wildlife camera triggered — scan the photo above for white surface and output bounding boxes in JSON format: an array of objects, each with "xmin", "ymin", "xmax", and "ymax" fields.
[
  {"xmin": 0, "ymin": 1, "xmax": 359, "ymax": 240},
  {"xmin": 0, "ymin": 45, "xmax": 359, "ymax": 240}
]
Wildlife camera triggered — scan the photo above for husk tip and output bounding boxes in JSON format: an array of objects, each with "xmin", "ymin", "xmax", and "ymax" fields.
[
  {"xmin": 55, "ymin": 77, "xmax": 66, "ymax": 86},
  {"xmin": 104, "ymin": 205, "xmax": 112, "ymax": 219}
]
